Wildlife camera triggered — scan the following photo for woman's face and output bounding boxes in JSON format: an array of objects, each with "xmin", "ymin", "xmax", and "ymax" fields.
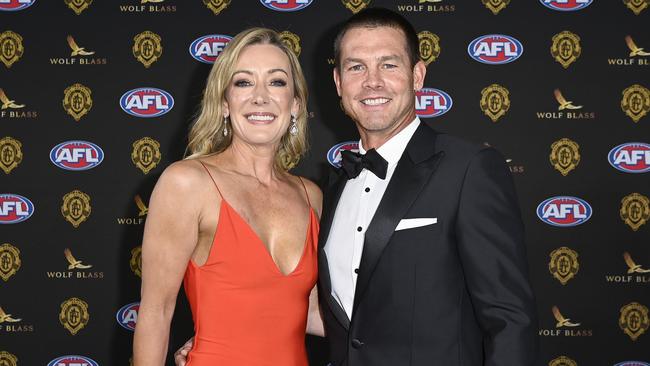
[{"xmin": 223, "ymin": 44, "xmax": 299, "ymax": 149}]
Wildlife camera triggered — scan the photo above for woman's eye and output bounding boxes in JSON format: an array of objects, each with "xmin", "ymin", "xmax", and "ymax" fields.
[
  {"xmin": 271, "ymin": 79, "xmax": 287, "ymax": 86},
  {"xmin": 233, "ymin": 79, "xmax": 252, "ymax": 87}
]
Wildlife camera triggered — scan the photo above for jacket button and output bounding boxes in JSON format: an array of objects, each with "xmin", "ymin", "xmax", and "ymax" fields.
[{"xmin": 351, "ymin": 338, "xmax": 364, "ymax": 349}]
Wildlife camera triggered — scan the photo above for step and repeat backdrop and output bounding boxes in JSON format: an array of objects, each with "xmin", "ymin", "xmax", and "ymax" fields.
[{"xmin": 1, "ymin": 0, "xmax": 649, "ymax": 365}]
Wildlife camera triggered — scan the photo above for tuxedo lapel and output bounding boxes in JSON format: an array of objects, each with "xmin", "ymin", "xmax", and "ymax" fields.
[
  {"xmin": 352, "ymin": 124, "xmax": 444, "ymax": 314},
  {"xmin": 318, "ymin": 167, "xmax": 351, "ymax": 329}
]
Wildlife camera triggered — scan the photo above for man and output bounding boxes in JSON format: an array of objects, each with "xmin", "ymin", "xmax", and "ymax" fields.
[{"xmin": 176, "ymin": 7, "xmax": 538, "ymax": 366}]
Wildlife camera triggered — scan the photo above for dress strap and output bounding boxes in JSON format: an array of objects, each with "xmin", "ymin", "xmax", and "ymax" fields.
[
  {"xmin": 297, "ymin": 177, "xmax": 311, "ymax": 208},
  {"xmin": 198, "ymin": 161, "xmax": 224, "ymax": 199}
]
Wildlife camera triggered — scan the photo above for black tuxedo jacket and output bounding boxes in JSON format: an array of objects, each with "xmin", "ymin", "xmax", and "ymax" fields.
[{"xmin": 317, "ymin": 123, "xmax": 538, "ymax": 366}]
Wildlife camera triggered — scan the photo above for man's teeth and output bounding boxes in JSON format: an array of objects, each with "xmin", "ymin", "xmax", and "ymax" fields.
[
  {"xmin": 247, "ymin": 114, "xmax": 275, "ymax": 121},
  {"xmin": 362, "ymin": 98, "xmax": 389, "ymax": 105}
]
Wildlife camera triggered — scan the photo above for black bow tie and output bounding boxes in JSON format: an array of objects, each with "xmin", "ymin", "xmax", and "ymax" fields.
[{"xmin": 340, "ymin": 148, "xmax": 388, "ymax": 180}]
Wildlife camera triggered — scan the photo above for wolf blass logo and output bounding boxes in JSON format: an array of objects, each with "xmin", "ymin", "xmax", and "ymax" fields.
[
  {"xmin": 536, "ymin": 88, "xmax": 595, "ymax": 120},
  {"xmin": 49, "ymin": 35, "xmax": 107, "ymax": 66},
  {"xmin": 606, "ymin": 251, "xmax": 650, "ymax": 284},
  {"xmin": 396, "ymin": 0, "xmax": 455, "ymax": 12},
  {"xmin": 538, "ymin": 306, "xmax": 593, "ymax": 337},
  {"xmin": 117, "ymin": 195, "xmax": 148, "ymax": 225},
  {"xmin": 46, "ymin": 248, "xmax": 103, "ymax": 279},
  {"xmin": 608, "ymin": 35, "xmax": 650, "ymax": 66},
  {"xmin": 0, "ymin": 88, "xmax": 37, "ymax": 119},
  {"xmin": 119, "ymin": 0, "xmax": 176, "ymax": 12},
  {"xmin": 0, "ymin": 305, "xmax": 34, "ymax": 333}
]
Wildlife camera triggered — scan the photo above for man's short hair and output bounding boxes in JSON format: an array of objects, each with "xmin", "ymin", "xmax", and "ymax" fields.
[{"xmin": 334, "ymin": 7, "xmax": 420, "ymax": 69}]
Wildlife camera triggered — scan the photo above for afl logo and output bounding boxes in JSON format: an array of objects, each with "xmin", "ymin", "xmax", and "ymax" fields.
[
  {"xmin": 608, "ymin": 143, "xmax": 650, "ymax": 174},
  {"xmin": 189, "ymin": 34, "xmax": 232, "ymax": 64},
  {"xmin": 327, "ymin": 141, "xmax": 359, "ymax": 168},
  {"xmin": 537, "ymin": 196, "xmax": 592, "ymax": 227},
  {"xmin": 0, "ymin": 194, "xmax": 34, "ymax": 224},
  {"xmin": 540, "ymin": 0, "xmax": 593, "ymax": 11},
  {"xmin": 0, "ymin": 0, "xmax": 36, "ymax": 11},
  {"xmin": 415, "ymin": 88, "xmax": 453, "ymax": 118},
  {"xmin": 47, "ymin": 356, "xmax": 99, "ymax": 366},
  {"xmin": 261, "ymin": 0, "xmax": 314, "ymax": 11},
  {"xmin": 468, "ymin": 34, "xmax": 523, "ymax": 65},
  {"xmin": 120, "ymin": 87, "xmax": 174, "ymax": 118},
  {"xmin": 50, "ymin": 141, "xmax": 104, "ymax": 171},
  {"xmin": 116, "ymin": 302, "xmax": 139, "ymax": 331}
]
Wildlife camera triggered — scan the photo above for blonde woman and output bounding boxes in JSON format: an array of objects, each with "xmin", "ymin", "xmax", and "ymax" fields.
[{"xmin": 133, "ymin": 28, "xmax": 324, "ymax": 366}]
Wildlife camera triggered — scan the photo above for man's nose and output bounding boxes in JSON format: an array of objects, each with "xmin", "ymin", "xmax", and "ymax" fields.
[{"xmin": 362, "ymin": 67, "xmax": 384, "ymax": 89}]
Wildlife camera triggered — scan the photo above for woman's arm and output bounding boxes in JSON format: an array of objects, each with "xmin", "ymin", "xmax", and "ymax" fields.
[
  {"xmin": 306, "ymin": 285, "xmax": 325, "ymax": 336},
  {"xmin": 133, "ymin": 162, "xmax": 204, "ymax": 365},
  {"xmin": 303, "ymin": 178, "xmax": 325, "ymax": 337}
]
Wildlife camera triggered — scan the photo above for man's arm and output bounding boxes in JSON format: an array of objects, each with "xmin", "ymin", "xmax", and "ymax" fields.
[{"xmin": 456, "ymin": 147, "xmax": 539, "ymax": 366}]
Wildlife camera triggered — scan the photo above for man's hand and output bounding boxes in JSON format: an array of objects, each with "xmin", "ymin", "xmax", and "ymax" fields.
[{"xmin": 173, "ymin": 337, "xmax": 194, "ymax": 366}]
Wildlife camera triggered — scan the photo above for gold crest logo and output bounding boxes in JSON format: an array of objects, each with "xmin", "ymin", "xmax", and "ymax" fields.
[
  {"xmin": 480, "ymin": 84, "xmax": 510, "ymax": 122},
  {"xmin": 0, "ymin": 88, "xmax": 25, "ymax": 110},
  {"xmin": 625, "ymin": 35, "xmax": 650, "ymax": 57},
  {"xmin": 65, "ymin": 0, "xmax": 93, "ymax": 15},
  {"xmin": 552, "ymin": 306, "xmax": 580, "ymax": 328},
  {"xmin": 551, "ymin": 31, "xmax": 581, "ymax": 69},
  {"xmin": 554, "ymin": 89, "xmax": 582, "ymax": 110},
  {"xmin": 0, "ymin": 243, "xmax": 21, "ymax": 282},
  {"xmin": 133, "ymin": 31, "xmax": 162, "ymax": 68},
  {"xmin": 130, "ymin": 246, "xmax": 142, "ymax": 278},
  {"xmin": 132, "ymin": 137, "xmax": 162, "ymax": 174},
  {"xmin": 624, "ymin": 252, "xmax": 650, "ymax": 274},
  {"xmin": 549, "ymin": 356, "xmax": 577, "ymax": 366},
  {"xmin": 0, "ymin": 306, "xmax": 22, "ymax": 323},
  {"xmin": 550, "ymin": 138, "xmax": 580, "ymax": 176},
  {"xmin": 417, "ymin": 31, "xmax": 440, "ymax": 66},
  {"xmin": 59, "ymin": 297, "xmax": 89, "ymax": 335},
  {"xmin": 61, "ymin": 190, "xmax": 92, "ymax": 228},
  {"xmin": 342, "ymin": 0, "xmax": 371, "ymax": 13},
  {"xmin": 135, "ymin": 195, "xmax": 148, "ymax": 216},
  {"xmin": 279, "ymin": 31, "xmax": 301, "ymax": 57},
  {"xmin": 63, "ymin": 83, "xmax": 93, "ymax": 121},
  {"xmin": 64, "ymin": 248, "xmax": 92, "ymax": 270},
  {"xmin": 549, "ymin": 247, "xmax": 579, "ymax": 285},
  {"xmin": 0, "ymin": 31, "xmax": 24, "ymax": 68},
  {"xmin": 0, "ymin": 352, "xmax": 18, "ymax": 366},
  {"xmin": 0, "ymin": 137, "xmax": 23, "ymax": 174},
  {"xmin": 203, "ymin": 0, "xmax": 230, "ymax": 14},
  {"xmin": 623, "ymin": 0, "xmax": 649, "ymax": 14},
  {"xmin": 621, "ymin": 84, "xmax": 650, "ymax": 123},
  {"xmin": 482, "ymin": 0, "xmax": 510, "ymax": 14},
  {"xmin": 620, "ymin": 193, "xmax": 650, "ymax": 231},
  {"xmin": 619, "ymin": 302, "xmax": 649, "ymax": 341},
  {"xmin": 67, "ymin": 35, "xmax": 94, "ymax": 56}
]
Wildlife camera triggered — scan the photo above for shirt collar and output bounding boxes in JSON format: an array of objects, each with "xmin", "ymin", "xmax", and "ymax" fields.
[{"xmin": 358, "ymin": 117, "xmax": 420, "ymax": 166}]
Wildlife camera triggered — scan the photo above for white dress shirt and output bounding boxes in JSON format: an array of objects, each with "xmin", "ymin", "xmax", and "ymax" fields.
[{"xmin": 324, "ymin": 117, "xmax": 421, "ymax": 318}]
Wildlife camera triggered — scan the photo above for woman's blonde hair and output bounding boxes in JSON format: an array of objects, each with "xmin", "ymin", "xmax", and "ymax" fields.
[{"xmin": 185, "ymin": 27, "xmax": 309, "ymax": 171}]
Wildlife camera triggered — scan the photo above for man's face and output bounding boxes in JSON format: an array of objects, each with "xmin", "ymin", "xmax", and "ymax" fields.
[{"xmin": 334, "ymin": 26, "xmax": 425, "ymax": 139}]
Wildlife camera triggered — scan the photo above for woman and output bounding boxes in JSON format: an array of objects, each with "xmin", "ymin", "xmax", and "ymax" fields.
[{"xmin": 133, "ymin": 28, "xmax": 324, "ymax": 366}]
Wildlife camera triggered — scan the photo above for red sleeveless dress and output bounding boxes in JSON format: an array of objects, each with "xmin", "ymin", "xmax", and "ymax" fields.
[{"xmin": 183, "ymin": 163, "xmax": 318, "ymax": 366}]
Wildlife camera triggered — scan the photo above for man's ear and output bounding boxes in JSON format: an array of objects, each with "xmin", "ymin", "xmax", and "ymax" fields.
[
  {"xmin": 412, "ymin": 60, "xmax": 426, "ymax": 91},
  {"xmin": 333, "ymin": 67, "xmax": 342, "ymax": 97}
]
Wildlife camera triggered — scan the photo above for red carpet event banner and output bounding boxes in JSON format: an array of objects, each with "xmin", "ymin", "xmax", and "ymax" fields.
[{"xmin": 1, "ymin": 0, "xmax": 649, "ymax": 365}]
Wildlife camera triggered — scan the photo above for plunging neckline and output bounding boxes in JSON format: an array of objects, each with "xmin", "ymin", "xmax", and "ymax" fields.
[{"xmin": 221, "ymin": 199, "xmax": 314, "ymax": 277}]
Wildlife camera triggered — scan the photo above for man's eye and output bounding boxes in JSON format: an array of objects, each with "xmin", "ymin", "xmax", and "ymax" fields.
[
  {"xmin": 348, "ymin": 64, "xmax": 363, "ymax": 71},
  {"xmin": 233, "ymin": 79, "xmax": 252, "ymax": 87},
  {"xmin": 383, "ymin": 63, "xmax": 397, "ymax": 69},
  {"xmin": 271, "ymin": 79, "xmax": 287, "ymax": 86}
]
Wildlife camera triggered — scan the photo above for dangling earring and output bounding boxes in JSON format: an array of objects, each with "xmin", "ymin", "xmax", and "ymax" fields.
[
  {"xmin": 223, "ymin": 116, "xmax": 229, "ymax": 137},
  {"xmin": 289, "ymin": 115, "xmax": 298, "ymax": 136}
]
